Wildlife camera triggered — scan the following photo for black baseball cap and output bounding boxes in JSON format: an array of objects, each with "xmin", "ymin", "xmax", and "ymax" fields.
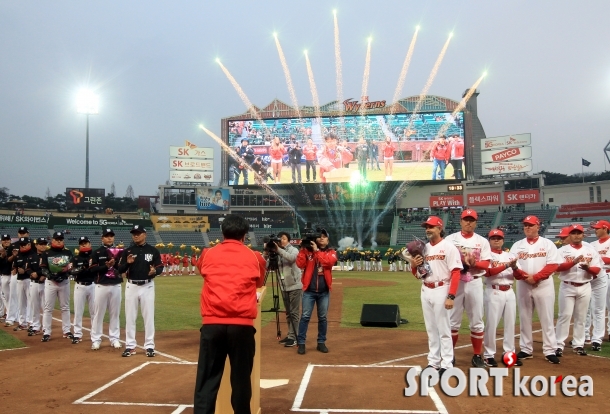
[
  {"xmin": 130, "ymin": 224, "xmax": 146, "ymax": 234},
  {"xmin": 52, "ymin": 231, "xmax": 64, "ymax": 240},
  {"xmin": 102, "ymin": 228, "xmax": 115, "ymax": 236},
  {"xmin": 36, "ymin": 237, "xmax": 48, "ymax": 244},
  {"xmin": 78, "ymin": 236, "xmax": 90, "ymax": 244},
  {"xmin": 17, "ymin": 226, "xmax": 28, "ymax": 234},
  {"xmin": 1, "ymin": 234, "xmax": 10, "ymax": 241},
  {"xmin": 318, "ymin": 228, "xmax": 329, "ymax": 237},
  {"xmin": 18, "ymin": 237, "xmax": 31, "ymax": 245}
]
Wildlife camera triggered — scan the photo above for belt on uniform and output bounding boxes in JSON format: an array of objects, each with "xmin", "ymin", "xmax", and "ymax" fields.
[
  {"xmin": 563, "ymin": 281, "xmax": 589, "ymax": 287},
  {"xmin": 128, "ymin": 279, "xmax": 153, "ymax": 285},
  {"xmin": 76, "ymin": 281, "xmax": 93, "ymax": 286},
  {"xmin": 423, "ymin": 279, "xmax": 449, "ymax": 289},
  {"xmin": 491, "ymin": 284, "xmax": 512, "ymax": 291}
]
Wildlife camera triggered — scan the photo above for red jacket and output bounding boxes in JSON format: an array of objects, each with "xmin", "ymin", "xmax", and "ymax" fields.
[
  {"xmin": 296, "ymin": 247, "xmax": 337, "ymax": 291},
  {"xmin": 198, "ymin": 240, "xmax": 265, "ymax": 325},
  {"xmin": 449, "ymin": 139, "xmax": 464, "ymax": 159},
  {"xmin": 431, "ymin": 143, "xmax": 450, "ymax": 161},
  {"xmin": 302, "ymin": 145, "xmax": 317, "ymax": 161},
  {"xmin": 382, "ymin": 142, "xmax": 395, "ymax": 158}
]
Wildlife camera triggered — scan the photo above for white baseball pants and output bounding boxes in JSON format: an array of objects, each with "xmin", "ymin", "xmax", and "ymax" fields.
[
  {"xmin": 517, "ymin": 278, "xmax": 557, "ymax": 356},
  {"xmin": 585, "ymin": 274, "xmax": 607, "ymax": 344},
  {"xmin": 483, "ymin": 286, "xmax": 516, "ymax": 358},
  {"xmin": 42, "ymin": 279, "xmax": 71, "ymax": 336},
  {"xmin": 91, "ymin": 284, "xmax": 122, "ymax": 345},
  {"xmin": 73, "ymin": 282, "xmax": 95, "ymax": 339},
  {"xmin": 450, "ymin": 277, "xmax": 484, "ymax": 333},
  {"xmin": 556, "ymin": 282, "xmax": 592, "ymax": 349},
  {"xmin": 5, "ymin": 274, "xmax": 18, "ymax": 323},
  {"xmin": 16, "ymin": 278, "xmax": 30, "ymax": 326},
  {"xmin": 28, "ymin": 281, "xmax": 44, "ymax": 331},
  {"xmin": 125, "ymin": 281, "xmax": 155, "ymax": 350},
  {"xmin": 0, "ymin": 275, "xmax": 11, "ymax": 317},
  {"xmin": 421, "ymin": 284, "xmax": 453, "ymax": 369}
]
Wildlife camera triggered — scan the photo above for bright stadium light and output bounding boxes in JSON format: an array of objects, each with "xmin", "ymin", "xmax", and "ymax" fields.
[{"xmin": 76, "ymin": 88, "xmax": 99, "ymax": 189}]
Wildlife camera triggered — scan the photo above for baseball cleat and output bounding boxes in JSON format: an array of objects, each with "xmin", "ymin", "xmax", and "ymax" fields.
[
  {"xmin": 471, "ymin": 354, "xmax": 485, "ymax": 368},
  {"xmin": 122, "ymin": 348, "xmax": 136, "ymax": 357},
  {"xmin": 484, "ymin": 357, "xmax": 498, "ymax": 367},
  {"xmin": 91, "ymin": 342, "xmax": 101, "ymax": 350},
  {"xmin": 63, "ymin": 332, "xmax": 74, "ymax": 340},
  {"xmin": 515, "ymin": 359, "xmax": 523, "ymax": 366},
  {"xmin": 516, "ymin": 351, "xmax": 533, "ymax": 360},
  {"xmin": 28, "ymin": 330, "xmax": 41, "ymax": 336},
  {"xmin": 146, "ymin": 348, "xmax": 155, "ymax": 357},
  {"xmin": 72, "ymin": 337, "xmax": 82, "ymax": 344},
  {"xmin": 4, "ymin": 321, "xmax": 14, "ymax": 327},
  {"xmin": 591, "ymin": 342, "xmax": 601, "ymax": 351},
  {"xmin": 111, "ymin": 341, "xmax": 121, "ymax": 349},
  {"xmin": 555, "ymin": 348, "xmax": 563, "ymax": 357},
  {"xmin": 41, "ymin": 335, "xmax": 50, "ymax": 342},
  {"xmin": 13, "ymin": 324, "xmax": 28, "ymax": 331},
  {"xmin": 545, "ymin": 354, "xmax": 560, "ymax": 364},
  {"xmin": 573, "ymin": 347, "xmax": 587, "ymax": 356}
]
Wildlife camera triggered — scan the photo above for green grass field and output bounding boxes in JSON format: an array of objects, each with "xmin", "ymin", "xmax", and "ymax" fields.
[
  {"xmin": 0, "ymin": 328, "xmax": 26, "ymax": 351},
  {"xmin": 31, "ymin": 272, "xmax": 610, "ymax": 359}
]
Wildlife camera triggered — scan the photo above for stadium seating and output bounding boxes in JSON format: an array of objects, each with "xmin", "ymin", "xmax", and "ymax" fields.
[
  {"xmin": 555, "ymin": 202, "xmax": 610, "ymax": 219},
  {"xmin": 495, "ymin": 208, "xmax": 556, "ymax": 243}
]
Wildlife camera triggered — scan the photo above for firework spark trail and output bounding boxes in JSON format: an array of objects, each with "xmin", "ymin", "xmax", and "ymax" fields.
[
  {"xmin": 274, "ymin": 34, "xmax": 301, "ymax": 118},
  {"xmin": 406, "ymin": 34, "xmax": 453, "ymax": 132},
  {"xmin": 360, "ymin": 38, "xmax": 372, "ymax": 115},
  {"xmin": 317, "ymin": 183, "xmax": 337, "ymax": 231},
  {"xmin": 333, "ymin": 11, "xmax": 344, "ymax": 116},
  {"xmin": 217, "ymin": 61, "xmax": 261, "ymax": 120},
  {"xmin": 304, "ymin": 52, "xmax": 321, "ymax": 118},
  {"xmin": 436, "ymin": 73, "xmax": 485, "ymax": 138},
  {"xmin": 390, "ymin": 27, "xmax": 420, "ymax": 115},
  {"xmin": 198, "ymin": 125, "xmax": 307, "ymax": 223}
]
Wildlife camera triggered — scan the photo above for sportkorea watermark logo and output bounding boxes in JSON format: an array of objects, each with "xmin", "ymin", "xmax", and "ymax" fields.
[{"xmin": 404, "ymin": 352, "xmax": 593, "ymax": 397}]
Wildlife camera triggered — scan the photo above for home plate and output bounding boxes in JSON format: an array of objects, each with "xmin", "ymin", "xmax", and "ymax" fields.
[{"xmin": 261, "ymin": 379, "xmax": 289, "ymax": 389}]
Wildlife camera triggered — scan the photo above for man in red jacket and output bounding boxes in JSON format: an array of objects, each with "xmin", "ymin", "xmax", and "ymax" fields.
[
  {"xmin": 295, "ymin": 228, "xmax": 337, "ymax": 354},
  {"xmin": 194, "ymin": 214, "xmax": 266, "ymax": 414},
  {"xmin": 431, "ymin": 136, "xmax": 450, "ymax": 180},
  {"xmin": 448, "ymin": 135, "xmax": 465, "ymax": 180}
]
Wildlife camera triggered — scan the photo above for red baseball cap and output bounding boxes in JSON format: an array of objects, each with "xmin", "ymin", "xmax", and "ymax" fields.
[
  {"xmin": 568, "ymin": 224, "xmax": 584, "ymax": 233},
  {"xmin": 557, "ymin": 227, "xmax": 570, "ymax": 238},
  {"xmin": 591, "ymin": 220, "xmax": 610, "ymax": 230},
  {"xmin": 421, "ymin": 216, "xmax": 443, "ymax": 228},
  {"xmin": 522, "ymin": 215, "xmax": 540, "ymax": 226},
  {"xmin": 461, "ymin": 209, "xmax": 478, "ymax": 220},
  {"xmin": 488, "ymin": 229, "xmax": 505, "ymax": 238}
]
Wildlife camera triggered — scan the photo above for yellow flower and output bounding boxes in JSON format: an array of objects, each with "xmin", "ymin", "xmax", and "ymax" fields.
[{"xmin": 167, "ymin": 242, "xmax": 174, "ymax": 248}]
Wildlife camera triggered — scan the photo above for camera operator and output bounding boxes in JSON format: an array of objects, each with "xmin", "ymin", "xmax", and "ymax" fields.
[
  {"xmin": 264, "ymin": 232, "xmax": 302, "ymax": 347},
  {"xmin": 295, "ymin": 228, "xmax": 337, "ymax": 354}
]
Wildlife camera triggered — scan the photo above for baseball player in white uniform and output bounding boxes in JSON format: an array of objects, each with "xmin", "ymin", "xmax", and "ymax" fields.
[
  {"xmin": 444, "ymin": 209, "xmax": 491, "ymax": 368},
  {"xmin": 510, "ymin": 215, "xmax": 562, "ymax": 364},
  {"xmin": 89, "ymin": 229, "xmax": 123, "ymax": 350},
  {"xmin": 4, "ymin": 226, "xmax": 30, "ymax": 327},
  {"xmin": 70, "ymin": 236, "xmax": 96, "ymax": 344},
  {"xmin": 555, "ymin": 224, "xmax": 603, "ymax": 356},
  {"xmin": 483, "ymin": 229, "xmax": 522, "ymax": 367},
  {"xmin": 27, "ymin": 237, "xmax": 49, "ymax": 336},
  {"xmin": 406, "ymin": 216, "xmax": 463, "ymax": 375},
  {"xmin": 586, "ymin": 220, "xmax": 610, "ymax": 350},
  {"xmin": 0, "ymin": 234, "xmax": 15, "ymax": 323},
  {"xmin": 117, "ymin": 225, "xmax": 162, "ymax": 357}
]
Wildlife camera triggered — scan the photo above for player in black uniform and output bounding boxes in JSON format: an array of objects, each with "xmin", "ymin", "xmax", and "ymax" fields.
[
  {"xmin": 11, "ymin": 237, "xmax": 37, "ymax": 331},
  {"xmin": 70, "ymin": 236, "xmax": 96, "ymax": 344}
]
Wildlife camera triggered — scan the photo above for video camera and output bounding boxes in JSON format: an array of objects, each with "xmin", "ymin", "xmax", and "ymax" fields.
[
  {"xmin": 262, "ymin": 234, "xmax": 281, "ymax": 255},
  {"xmin": 300, "ymin": 222, "xmax": 322, "ymax": 251}
]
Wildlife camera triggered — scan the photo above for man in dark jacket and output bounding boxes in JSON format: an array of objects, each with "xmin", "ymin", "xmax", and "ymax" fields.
[
  {"xmin": 235, "ymin": 139, "xmax": 255, "ymax": 185},
  {"xmin": 288, "ymin": 142, "xmax": 303, "ymax": 184},
  {"xmin": 11, "ymin": 237, "xmax": 37, "ymax": 331},
  {"xmin": 194, "ymin": 214, "xmax": 266, "ymax": 414},
  {"xmin": 295, "ymin": 229, "xmax": 337, "ymax": 354}
]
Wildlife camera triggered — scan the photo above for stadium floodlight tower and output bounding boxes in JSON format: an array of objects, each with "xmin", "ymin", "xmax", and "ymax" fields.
[{"xmin": 76, "ymin": 89, "xmax": 99, "ymax": 189}]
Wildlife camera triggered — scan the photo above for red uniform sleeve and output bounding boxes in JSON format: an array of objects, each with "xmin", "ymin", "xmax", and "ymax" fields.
[
  {"xmin": 486, "ymin": 264, "xmax": 507, "ymax": 277},
  {"xmin": 602, "ymin": 257, "xmax": 610, "ymax": 265},
  {"xmin": 587, "ymin": 266, "xmax": 601, "ymax": 277},
  {"xmin": 513, "ymin": 268, "xmax": 527, "ymax": 280},
  {"xmin": 448, "ymin": 268, "xmax": 461, "ymax": 296},
  {"xmin": 556, "ymin": 261, "xmax": 576, "ymax": 272},
  {"xmin": 473, "ymin": 260, "xmax": 490, "ymax": 270},
  {"xmin": 533, "ymin": 263, "xmax": 559, "ymax": 282}
]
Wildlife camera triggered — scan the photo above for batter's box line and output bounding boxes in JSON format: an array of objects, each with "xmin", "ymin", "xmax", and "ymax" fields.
[
  {"xmin": 73, "ymin": 360, "xmax": 195, "ymax": 407},
  {"xmin": 292, "ymin": 364, "xmax": 447, "ymax": 414}
]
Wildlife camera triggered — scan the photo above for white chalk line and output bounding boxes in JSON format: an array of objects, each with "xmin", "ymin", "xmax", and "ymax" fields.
[
  {"xmin": 51, "ymin": 315, "xmax": 188, "ymax": 362},
  {"xmin": 0, "ymin": 346, "xmax": 29, "ymax": 352},
  {"xmin": 292, "ymin": 364, "xmax": 446, "ymax": 414}
]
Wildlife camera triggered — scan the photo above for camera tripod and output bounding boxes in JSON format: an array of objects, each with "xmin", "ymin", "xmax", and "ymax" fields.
[{"xmin": 262, "ymin": 254, "xmax": 299, "ymax": 340}]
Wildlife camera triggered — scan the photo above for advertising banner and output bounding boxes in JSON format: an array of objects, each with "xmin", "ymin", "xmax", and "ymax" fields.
[
  {"xmin": 0, "ymin": 214, "xmax": 150, "ymax": 228},
  {"xmin": 429, "ymin": 195, "xmax": 464, "ymax": 208},
  {"xmin": 65, "ymin": 188, "xmax": 105, "ymax": 209},
  {"xmin": 481, "ymin": 146, "xmax": 532, "ymax": 163},
  {"xmin": 169, "ymin": 145, "xmax": 213, "ymax": 159},
  {"xmin": 170, "ymin": 158, "xmax": 213, "ymax": 171},
  {"xmin": 466, "ymin": 192, "xmax": 501, "ymax": 206},
  {"xmin": 151, "ymin": 215, "xmax": 210, "ymax": 231},
  {"xmin": 481, "ymin": 160, "xmax": 533, "ymax": 176},
  {"xmin": 504, "ymin": 190, "xmax": 540, "ymax": 204},
  {"xmin": 169, "ymin": 170, "xmax": 213, "ymax": 183},
  {"xmin": 481, "ymin": 133, "xmax": 531, "ymax": 150},
  {"xmin": 195, "ymin": 188, "xmax": 230, "ymax": 211}
]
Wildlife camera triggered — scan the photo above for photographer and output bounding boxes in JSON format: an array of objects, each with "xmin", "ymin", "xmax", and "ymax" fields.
[
  {"xmin": 295, "ymin": 228, "xmax": 337, "ymax": 354},
  {"xmin": 264, "ymin": 232, "xmax": 302, "ymax": 347}
]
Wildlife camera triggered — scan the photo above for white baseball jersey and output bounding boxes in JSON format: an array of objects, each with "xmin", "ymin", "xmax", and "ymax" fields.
[
  {"xmin": 509, "ymin": 237, "xmax": 562, "ymax": 276},
  {"xmin": 486, "ymin": 250, "xmax": 516, "ymax": 286},
  {"xmin": 445, "ymin": 232, "xmax": 492, "ymax": 278},
  {"xmin": 422, "ymin": 239, "xmax": 463, "ymax": 283},
  {"xmin": 557, "ymin": 243, "xmax": 604, "ymax": 283},
  {"xmin": 590, "ymin": 238, "xmax": 610, "ymax": 273}
]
